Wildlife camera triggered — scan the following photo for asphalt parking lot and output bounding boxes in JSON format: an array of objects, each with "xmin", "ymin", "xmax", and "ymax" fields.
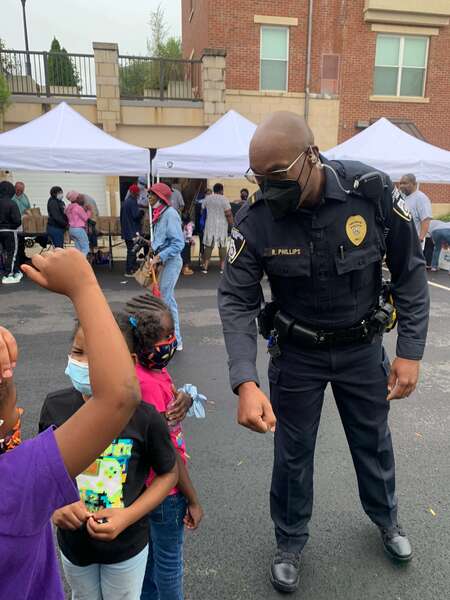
[{"xmin": 1, "ymin": 264, "xmax": 449, "ymax": 600}]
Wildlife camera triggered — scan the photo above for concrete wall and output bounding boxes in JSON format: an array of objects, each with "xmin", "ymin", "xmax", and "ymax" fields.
[
  {"xmin": 226, "ymin": 90, "xmax": 340, "ymax": 149},
  {"xmin": 3, "ymin": 100, "xmax": 98, "ymax": 130}
]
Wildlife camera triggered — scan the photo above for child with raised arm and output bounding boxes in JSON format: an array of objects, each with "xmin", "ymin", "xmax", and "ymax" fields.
[{"xmin": 0, "ymin": 249, "xmax": 141, "ymax": 599}]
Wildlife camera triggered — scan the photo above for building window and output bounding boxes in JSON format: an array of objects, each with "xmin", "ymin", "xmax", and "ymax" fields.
[
  {"xmin": 260, "ymin": 26, "xmax": 289, "ymax": 91},
  {"xmin": 373, "ymin": 34, "xmax": 428, "ymax": 97}
]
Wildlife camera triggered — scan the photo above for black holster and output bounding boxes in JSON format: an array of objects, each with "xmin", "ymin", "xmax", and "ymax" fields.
[{"xmin": 257, "ymin": 302, "xmax": 279, "ymax": 339}]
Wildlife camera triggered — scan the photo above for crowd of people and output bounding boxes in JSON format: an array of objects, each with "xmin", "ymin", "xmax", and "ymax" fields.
[
  {"xmin": 3, "ymin": 174, "xmax": 449, "ymax": 288},
  {"xmin": 119, "ymin": 180, "xmax": 251, "ymax": 351},
  {"xmin": 0, "ymin": 181, "xmax": 100, "ymax": 285}
]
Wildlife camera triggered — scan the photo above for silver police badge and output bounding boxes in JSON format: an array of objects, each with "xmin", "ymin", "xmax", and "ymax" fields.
[{"xmin": 227, "ymin": 227, "xmax": 246, "ymax": 264}]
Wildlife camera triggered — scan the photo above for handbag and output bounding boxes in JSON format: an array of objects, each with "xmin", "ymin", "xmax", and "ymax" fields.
[
  {"xmin": 134, "ymin": 261, "xmax": 161, "ymax": 297},
  {"xmin": 134, "ymin": 259, "xmax": 152, "ymax": 288}
]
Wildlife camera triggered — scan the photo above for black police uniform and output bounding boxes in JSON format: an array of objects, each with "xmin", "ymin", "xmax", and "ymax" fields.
[{"xmin": 218, "ymin": 157, "xmax": 429, "ymax": 554}]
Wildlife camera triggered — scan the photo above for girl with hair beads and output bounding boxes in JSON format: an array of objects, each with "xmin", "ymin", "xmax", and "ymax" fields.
[
  {"xmin": 117, "ymin": 294, "xmax": 204, "ymax": 600},
  {"xmin": 39, "ymin": 313, "xmax": 178, "ymax": 600}
]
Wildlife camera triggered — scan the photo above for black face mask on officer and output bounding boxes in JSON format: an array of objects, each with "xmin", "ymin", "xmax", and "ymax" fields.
[{"xmin": 260, "ymin": 149, "xmax": 315, "ymax": 220}]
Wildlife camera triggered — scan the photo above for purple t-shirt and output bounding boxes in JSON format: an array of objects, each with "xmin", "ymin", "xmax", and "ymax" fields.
[{"xmin": 0, "ymin": 427, "xmax": 79, "ymax": 599}]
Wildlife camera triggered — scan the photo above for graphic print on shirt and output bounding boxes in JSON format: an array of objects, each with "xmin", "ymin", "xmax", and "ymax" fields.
[{"xmin": 76, "ymin": 438, "xmax": 133, "ymax": 512}]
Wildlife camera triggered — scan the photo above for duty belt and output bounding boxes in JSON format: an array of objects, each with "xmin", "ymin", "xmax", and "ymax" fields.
[{"xmin": 273, "ymin": 310, "xmax": 377, "ymax": 349}]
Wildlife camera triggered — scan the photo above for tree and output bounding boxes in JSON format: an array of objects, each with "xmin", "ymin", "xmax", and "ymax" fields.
[
  {"xmin": 0, "ymin": 72, "xmax": 10, "ymax": 116},
  {"xmin": 47, "ymin": 38, "xmax": 79, "ymax": 88},
  {"xmin": 147, "ymin": 2, "xmax": 170, "ymax": 57},
  {"xmin": 119, "ymin": 4, "xmax": 183, "ymax": 97},
  {"xmin": 0, "ymin": 39, "xmax": 11, "ymax": 116},
  {"xmin": 147, "ymin": 3, "xmax": 182, "ymax": 59},
  {"xmin": 0, "ymin": 38, "xmax": 14, "ymax": 76}
]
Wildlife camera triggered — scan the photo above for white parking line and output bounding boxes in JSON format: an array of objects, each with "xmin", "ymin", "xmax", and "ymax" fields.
[
  {"xmin": 427, "ymin": 280, "xmax": 450, "ymax": 292},
  {"xmin": 382, "ymin": 267, "xmax": 450, "ymax": 292}
]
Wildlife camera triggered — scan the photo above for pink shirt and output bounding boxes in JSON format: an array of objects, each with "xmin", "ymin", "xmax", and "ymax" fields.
[
  {"xmin": 135, "ymin": 363, "xmax": 187, "ymax": 495},
  {"xmin": 65, "ymin": 203, "xmax": 91, "ymax": 229}
]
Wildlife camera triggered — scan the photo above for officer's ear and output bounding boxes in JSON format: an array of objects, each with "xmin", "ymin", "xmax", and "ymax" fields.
[{"xmin": 307, "ymin": 146, "xmax": 320, "ymax": 166}]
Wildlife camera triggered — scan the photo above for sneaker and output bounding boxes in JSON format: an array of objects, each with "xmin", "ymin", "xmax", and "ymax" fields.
[
  {"xmin": 177, "ymin": 343, "xmax": 183, "ymax": 352},
  {"xmin": 14, "ymin": 271, "xmax": 23, "ymax": 281},
  {"xmin": 201, "ymin": 269, "xmax": 208, "ymax": 274},
  {"xmin": 2, "ymin": 274, "xmax": 21, "ymax": 285},
  {"xmin": 430, "ymin": 267, "xmax": 438, "ymax": 272},
  {"xmin": 124, "ymin": 272, "xmax": 136, "ymax": 278}
]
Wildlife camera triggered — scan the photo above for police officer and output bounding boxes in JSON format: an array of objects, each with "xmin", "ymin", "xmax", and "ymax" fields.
[{"xmin": 218, "ymin": 112, "xmax": 429, "ymax": 594}]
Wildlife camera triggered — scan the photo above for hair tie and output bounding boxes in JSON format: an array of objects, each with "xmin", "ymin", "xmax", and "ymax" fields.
[{"xmin": 128, "ymin": 316, "xmax": 138, "ymax": 329}]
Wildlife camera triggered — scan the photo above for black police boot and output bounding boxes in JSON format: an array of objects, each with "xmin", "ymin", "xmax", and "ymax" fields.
[
  {"xmin": 380, "ymin": 525, "xmax": 413, "ymax": 562},
  {"xmin": 270, "ymin": 549, "xmax": 301, "ymax": 593}
]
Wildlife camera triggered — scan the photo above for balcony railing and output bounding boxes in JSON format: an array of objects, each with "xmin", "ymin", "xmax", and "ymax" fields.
[
  {"xmin": 0, "ymin": 50, "xmax": 96, "ymax": 97},
  {"xmin": 118, "ymin": 55, "xmax": 202, "ymax": 101}
]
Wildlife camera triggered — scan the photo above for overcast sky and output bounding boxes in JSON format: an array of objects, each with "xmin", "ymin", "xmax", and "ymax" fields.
[{"xmin": 2, "ymin": 0, "xmax": 181, "ymax": 55}]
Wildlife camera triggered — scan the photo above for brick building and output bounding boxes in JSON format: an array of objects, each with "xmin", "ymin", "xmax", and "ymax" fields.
[{"xmin": 182, "ymin": 0, "xmax": 450, "ymax": 209}]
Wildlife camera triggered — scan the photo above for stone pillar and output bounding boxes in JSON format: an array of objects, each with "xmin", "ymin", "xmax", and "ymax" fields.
[
  {"xmin": 201, "ymin": 49, "xmax": 226, "ymax": 126},
  {"xmin": 93, "ymin": 42, "xmax": 121, "ymax": 133},
  {"xmin": 93, "ymin": 42, "xmax": 121, "ymax": 215}
]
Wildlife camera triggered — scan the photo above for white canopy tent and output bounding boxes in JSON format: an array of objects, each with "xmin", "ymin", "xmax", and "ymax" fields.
[
  {"xmin": 0, "ymin": 101, "xmax": 150, "ymax": 175},
  {"xmin": 324, "ymin": 118, "xmax": 450, "ymax": 183},
  {"xmin": 154, "ymin": 110, "xmax": 257, "ymax": 179}
]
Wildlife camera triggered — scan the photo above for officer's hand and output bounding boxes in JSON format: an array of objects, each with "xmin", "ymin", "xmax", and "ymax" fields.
[
  {"xmin": 237, "ymin": 382, "xmax": 276, "ymax": 433},
  {"xmin": 387, "ymin": 357, "xmax": 420, "ymax": 401}
]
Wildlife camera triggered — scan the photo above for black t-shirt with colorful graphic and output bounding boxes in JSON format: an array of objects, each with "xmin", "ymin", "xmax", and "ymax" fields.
[{"xmin": 39, "ymin": 388, "xmax": 176, "ymax": 566}]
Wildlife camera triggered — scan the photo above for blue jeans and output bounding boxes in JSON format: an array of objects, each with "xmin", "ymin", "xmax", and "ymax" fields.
[
  {"xmin": 431, "ymin": 229, "xmax": 450, "ymax": 269},
  {"xmin": 141, "ymin": 493, "xmax": 187, "ymax": 600},
  {"xmin": 47, "ymin": 225, "xmax": 65, "ymax": 248},
  {"xmin": 159, "ymin": 255, "xmax": 183, "ymax": 345},
  {"xmin": 61, "ymin": 545, "xmax": 149, "ymax": 600},
  {"xmin": 70, "ymin": 227, "xmax": 90, "ymax": 256}
]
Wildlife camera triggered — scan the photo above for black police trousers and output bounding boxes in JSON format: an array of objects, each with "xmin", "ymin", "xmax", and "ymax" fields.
[{"xmin": 269, "ymin": 338, "xmax": 398, "ymax": 553}]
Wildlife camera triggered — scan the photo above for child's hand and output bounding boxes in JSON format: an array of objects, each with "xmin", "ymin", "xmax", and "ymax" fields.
[
  {"xmin": 86, "ymin": 508, "xmax": 131, "ymax": 541},
  {"xmin": 184, "ymin": 502, "xmax": 204, "ymax": 530},
  {"xmin": 167, "ymin": 386, "xmax": 192, "ymax": 424},
  {"xmin": 22, "ymin": 249, "xmax": 98, "ymax": 299},
  {"xmin": 0, "ymin": 327, "xmax": 17, "ymax": 383},
  {"xmin": 52, "ymin": 501, "xmax": 92, "ymax": 531}
]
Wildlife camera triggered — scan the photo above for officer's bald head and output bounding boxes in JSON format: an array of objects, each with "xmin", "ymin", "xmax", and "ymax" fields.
[{"xmin": 250, "ymin": 112, "xmax": 315, "ymax": 174}]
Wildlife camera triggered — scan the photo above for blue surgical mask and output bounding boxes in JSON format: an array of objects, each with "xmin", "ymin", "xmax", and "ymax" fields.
[{"xmin": 65, "ymin": 356, "xmax": 92, "ymax": 396}]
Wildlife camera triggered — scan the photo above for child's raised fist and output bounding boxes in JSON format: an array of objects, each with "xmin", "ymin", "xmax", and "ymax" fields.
[{"xmin": 22, "ymin": 248, "xmax": 98, "ymax": 299}]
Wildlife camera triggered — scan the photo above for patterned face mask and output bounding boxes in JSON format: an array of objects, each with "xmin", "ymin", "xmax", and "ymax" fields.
[
  {"xmin": 138, "ymin": 335, "xmax": 178, "ymax": 370},
  {"xmin": 0, "ymin": 408, "xmax": 24, "ymax": 455}
]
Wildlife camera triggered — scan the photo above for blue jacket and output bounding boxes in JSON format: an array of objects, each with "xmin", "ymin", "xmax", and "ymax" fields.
[
  {"xmin": 153, "ymin": 206, "xmax": 184, "ymax": 263},
  {"xmin": 120, "ymin": 196, "xmax": 143, "ymax": 240}
]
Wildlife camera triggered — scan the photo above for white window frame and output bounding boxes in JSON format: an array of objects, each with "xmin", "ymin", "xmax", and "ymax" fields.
[
  {"xmin": 374, "ymin": 34, "xmax": 429, "ymax": 97},
  {"xmin": 260, "ymin": 25, "xmax": 289, "ymax": 92}
]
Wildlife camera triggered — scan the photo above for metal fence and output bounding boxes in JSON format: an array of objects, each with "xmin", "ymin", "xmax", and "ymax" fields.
[
  {"xmin": 0, "ymin": 49, "xmax": 96, "ymax": 97},
  {"xmin": 118, "ymin": 56, "xmax": 202, "ymax": 101}
]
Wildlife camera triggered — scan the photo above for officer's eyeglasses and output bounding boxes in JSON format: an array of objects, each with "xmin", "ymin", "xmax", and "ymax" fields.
[{"xmin": 245, "ymin": 149, "xmax": 307, "ymax": 185}]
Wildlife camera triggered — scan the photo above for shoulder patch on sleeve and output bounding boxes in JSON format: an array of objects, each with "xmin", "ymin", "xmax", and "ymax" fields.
[
  {"xmin": 392, "ymin": 187, "xmax": 412, "ymax": 222},
  {"xmin": 227, "ymin": 227, "xmax": 247, "ymax": 264}
]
